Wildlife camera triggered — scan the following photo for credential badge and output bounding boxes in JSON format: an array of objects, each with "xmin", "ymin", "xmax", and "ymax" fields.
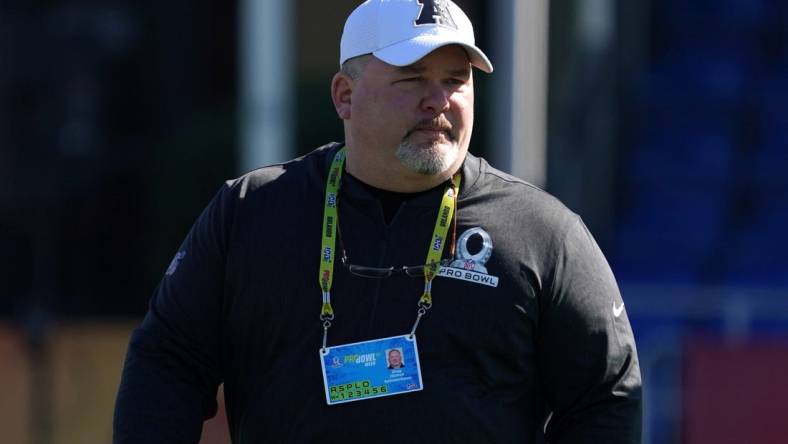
[{"xmin": 439, "ymin": 227, "xmax": 499, "ymax": 287}]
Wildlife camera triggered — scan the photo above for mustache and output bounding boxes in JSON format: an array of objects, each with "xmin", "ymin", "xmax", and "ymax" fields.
[{"xmin": 404, "ymin": 118, "xmax": 454, "ymax": 139}]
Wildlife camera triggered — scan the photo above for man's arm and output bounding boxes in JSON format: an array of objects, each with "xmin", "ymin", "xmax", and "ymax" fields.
[
  {"xmin": 538, "ymin": 216, "xmax": 642, "ymax": 443},
  {"xmin": 114, "ymin": 184, "xmax": 235, "ymax": 443}
]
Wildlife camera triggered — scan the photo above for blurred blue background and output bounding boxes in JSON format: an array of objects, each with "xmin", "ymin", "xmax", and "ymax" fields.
[{"xmin": 1, "ymin": 0, "xmax": 786, "ymax": 443}]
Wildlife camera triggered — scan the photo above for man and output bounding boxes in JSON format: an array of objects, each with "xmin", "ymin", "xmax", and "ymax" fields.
[
  {"xmin": 387, "ymin": 348, "xmax": 405, "ymax": 369},
  {"xmin": 114, "ymin": 0, "xmax": 641, "ymax": 443}
]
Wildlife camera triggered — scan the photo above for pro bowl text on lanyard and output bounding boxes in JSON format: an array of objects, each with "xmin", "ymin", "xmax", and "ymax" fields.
[{"xmin": 317, "ymin": 147, "xmax": 460, "ymax": 405}]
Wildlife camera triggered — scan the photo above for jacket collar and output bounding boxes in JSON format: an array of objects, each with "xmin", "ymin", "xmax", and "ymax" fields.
[{"xmin": 322, "ymin": 142, "xmax": 482, "ymax": 205}]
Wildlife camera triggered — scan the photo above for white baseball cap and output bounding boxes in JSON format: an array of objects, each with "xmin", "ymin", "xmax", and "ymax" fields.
[{"xmin": 340, "ymin": 0, "xmax": 493, "ymax": 73}]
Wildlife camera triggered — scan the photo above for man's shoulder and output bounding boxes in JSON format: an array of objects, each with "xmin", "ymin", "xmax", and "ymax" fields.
[
  {"xmin": 464, "ymin": 153, "xmax": 578, "ymax": 225},
  {"xmin": 223, "ymin": 142, "xmax": 340, "ymax": 199}
]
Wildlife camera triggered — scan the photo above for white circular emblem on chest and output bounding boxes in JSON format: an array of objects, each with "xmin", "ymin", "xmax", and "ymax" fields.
[{"xmin": 450, "ymin": 227, "xmax": 493, "ymax": 273}]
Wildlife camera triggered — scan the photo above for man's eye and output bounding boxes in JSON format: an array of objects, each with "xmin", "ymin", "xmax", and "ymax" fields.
[{"xmin": 398, "ymin": 77, "xmax": 421, "ymax": 83}]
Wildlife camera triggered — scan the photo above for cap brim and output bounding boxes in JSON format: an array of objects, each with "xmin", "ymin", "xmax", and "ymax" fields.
[{"xmin": 373, "ymin": 37, "xmax": 493, "ymax": 73}]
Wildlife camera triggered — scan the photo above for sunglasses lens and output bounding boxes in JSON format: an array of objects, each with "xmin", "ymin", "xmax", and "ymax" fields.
[{"xmin": 347, "ymin": 265, "xmax": 394, "ymax": 278}]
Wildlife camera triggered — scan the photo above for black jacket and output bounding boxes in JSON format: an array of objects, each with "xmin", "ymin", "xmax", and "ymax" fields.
[{"xmin": 114, "ymin": 143, "xmax": 641, "ymax": 443}]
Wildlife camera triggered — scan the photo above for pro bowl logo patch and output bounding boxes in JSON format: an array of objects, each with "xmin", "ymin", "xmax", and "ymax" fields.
[{"xmin": 438, "ymin": 227, "xmax": 499, "ymax": 287}]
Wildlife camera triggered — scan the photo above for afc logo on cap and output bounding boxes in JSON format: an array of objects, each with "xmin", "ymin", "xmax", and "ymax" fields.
[{"xmin": 414, "ymin": 0, "xmax": 457, "ymax": 29}]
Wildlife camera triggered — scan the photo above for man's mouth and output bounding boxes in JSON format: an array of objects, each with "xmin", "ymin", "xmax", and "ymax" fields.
[
  {"xmin": 407, "ymin": 119, "xmax": 454, "ymax": 140},
  {"xmin": 415, "ymin": 127, "xmax": 448, "ymax": 133}
]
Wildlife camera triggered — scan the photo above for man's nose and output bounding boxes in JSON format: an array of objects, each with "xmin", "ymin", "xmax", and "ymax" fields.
[{"xmin": 420, "ymin": 82, "xmax": 451, "ymax": 114}]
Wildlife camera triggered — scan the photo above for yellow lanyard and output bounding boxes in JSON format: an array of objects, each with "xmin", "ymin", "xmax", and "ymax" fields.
[
  {"xmin": 319, "ymin": 148, "xmax": 346, "ymax": 320},
  {"xmin": 318, "ymin": 148, "xmax": 461, "ymax": 349}
]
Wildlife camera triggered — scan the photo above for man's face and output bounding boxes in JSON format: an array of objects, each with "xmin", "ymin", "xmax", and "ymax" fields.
[
  {"xmin": 388, "ymin": 349, "xmax": 402, "ymax": 368},
  {"xmin": 347, "ymin": 45, "xmax": 474, "ymax": 177}
]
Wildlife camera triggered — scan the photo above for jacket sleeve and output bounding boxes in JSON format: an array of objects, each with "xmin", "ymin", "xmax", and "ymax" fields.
[
  {"xmin": 113, "ymin": 183, "xmax": 235, "ymax": 444},
  {"xmin": 538, "ymin": 216, "xmax": 642, "ymax": 443}
]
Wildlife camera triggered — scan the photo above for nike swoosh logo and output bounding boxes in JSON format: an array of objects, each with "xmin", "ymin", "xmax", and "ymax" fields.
[{"xmin": 613, "ymin": 302, "xmax": 625, "ymax": 318}]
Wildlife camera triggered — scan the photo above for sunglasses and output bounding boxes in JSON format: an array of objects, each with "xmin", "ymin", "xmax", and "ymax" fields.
[
  {"xmin": 341, "ymin": 256, "xmax": 453, "ymax": 278},
  {"xmin": 336, "ymin": 193, "xmax": 459, "ymax": 279}
]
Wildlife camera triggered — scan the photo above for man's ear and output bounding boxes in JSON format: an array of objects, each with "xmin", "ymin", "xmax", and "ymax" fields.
[{"xmin": 331, "ymin": 72, "xmax": 353, "ymax": 120}]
